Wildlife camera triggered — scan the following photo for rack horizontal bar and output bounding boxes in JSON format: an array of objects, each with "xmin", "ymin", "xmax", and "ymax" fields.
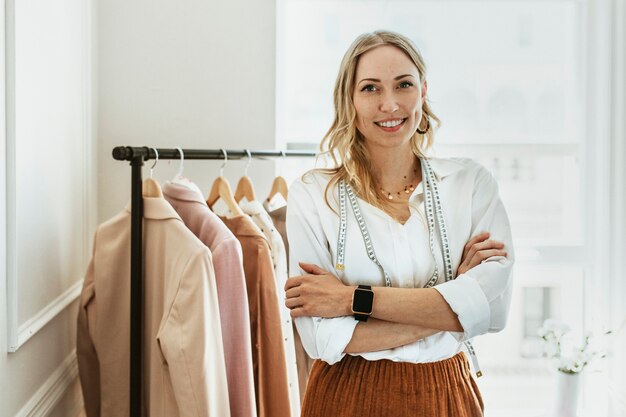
[{"xmin": 112, "ymin": 146, "xmax": 317, "ymax": 161}]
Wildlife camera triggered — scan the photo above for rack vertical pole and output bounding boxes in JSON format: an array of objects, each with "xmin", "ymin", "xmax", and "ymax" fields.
[{"xmin": 130, "ymin": 156, "xmax": 144, "ymax": 416}]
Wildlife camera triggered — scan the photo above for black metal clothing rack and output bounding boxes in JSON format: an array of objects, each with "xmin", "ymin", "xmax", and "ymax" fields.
[{"xmin": 112, "ymin": 146, "xmax": 317, "ymax": 416}]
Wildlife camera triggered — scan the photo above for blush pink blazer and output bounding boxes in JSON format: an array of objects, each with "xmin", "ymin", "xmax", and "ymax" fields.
[{"xmin": 163, "ymin": 182, "xmax": 257, "ymax": 417}]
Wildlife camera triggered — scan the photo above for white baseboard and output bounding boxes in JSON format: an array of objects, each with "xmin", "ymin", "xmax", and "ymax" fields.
[{"xmin": 15, "ymin": 350, "xmax": 79, "ymax": 417}]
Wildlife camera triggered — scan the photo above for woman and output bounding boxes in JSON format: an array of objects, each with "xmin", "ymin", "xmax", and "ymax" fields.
[{"xmin": 285, "ymin": 30, "xmax": 514, "ymax": 417}]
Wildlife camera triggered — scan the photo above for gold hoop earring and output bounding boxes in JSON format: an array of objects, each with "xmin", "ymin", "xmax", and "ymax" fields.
[{"xmin": 416, "ymin": 115, "xmax": 430, "ymax": 135}]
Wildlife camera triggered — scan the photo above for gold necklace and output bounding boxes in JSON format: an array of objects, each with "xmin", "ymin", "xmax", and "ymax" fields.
[{"xmin": 379, "ymin": 168, "xmax": 418, "ymax": 200}]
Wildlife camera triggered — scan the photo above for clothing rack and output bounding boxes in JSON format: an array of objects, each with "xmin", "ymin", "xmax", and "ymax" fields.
[{"xmin": 112, "ymin": 146, "xmax": 317, "ymax": 416}]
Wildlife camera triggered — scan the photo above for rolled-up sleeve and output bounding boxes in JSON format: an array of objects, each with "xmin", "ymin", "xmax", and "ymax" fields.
[
  {"xmin": 286, "ymin": 178, "xmax": 359, "ymax": 365},
  {"xmin": 434, "ymin": 164, "xmax": 515, "ymax": 341}
]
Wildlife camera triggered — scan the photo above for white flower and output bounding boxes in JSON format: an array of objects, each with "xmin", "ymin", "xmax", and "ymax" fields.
[
  {"xmin": 571, "ymin": 361, "xmax": 584, "ymax": 373},
  {"xmin": 576, "ymin": 349, "xmax": 593, "ymax": 364},
  {"xmin": 543, "ymin": 339, "xmax": 560, "ymax": 358},
  {"xmin": 539, "ymin": 319, "xmax": 571, "ymax": 339},
  {"xmin": 539, "ymin": 318, "xmax": 611, "ymax": 375},
  {"xmin": 558, "ymin": 356, "xmax": 576, "ymax": 372}
]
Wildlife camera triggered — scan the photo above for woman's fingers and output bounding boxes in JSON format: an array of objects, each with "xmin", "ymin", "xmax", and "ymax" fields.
[
  {"xmin": 476, "ymin": 239, "xmax": 505, "ymax": 250},
  {"xmin": 285, "ymin": 287, "xmax": 300, "ymax": 299},
  {"xmin": 458, "ymin": 234, "xmax": 509, "ymax": 275},
  {"xmin": 285, "ymin": 296, "xmax": 302, "ymax": 310},
  {"xmin": 463, "ymin": 238, "xmax": 505, "ymax": 263},
  {"xmin": 289, "ymin": 307, "xmax": 307, "ymax": 318},
  {"xmin": 467, "ymin": 240, "xmax": 505, "ymax": 259},
  {"xmin": 459, "ymin": 249, "xmax": 507, "ymax": 271},
  {"xmin": 465, "ymin": 232, "xmax": 490, "ymax": 249},
  {"xmin": 299, "ymin": 261, "xmax": 328, "ymax": 274},
  {"xmin": 284, "ymin": 274, "xmax": 317, "ymax": 292},
  {"xmin": 462, "ymin": 232, "xmax": 490, "ymax": 259},
  {"xmin": 284, "ymin": 276, "xmax": 303, "ymax": 291},
  {"xmin": 473, "ymin": 249, "xmax": 508, "ymax": 263}
]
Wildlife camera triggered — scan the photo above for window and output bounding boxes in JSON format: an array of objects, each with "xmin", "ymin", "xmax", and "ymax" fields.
[{"xmin": 522, "ymin": 287, "xmax": 554, "ymax": 357}]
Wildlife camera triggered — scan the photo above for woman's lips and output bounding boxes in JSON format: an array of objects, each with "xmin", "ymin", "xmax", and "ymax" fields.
[{"xmin": 374, "ymin": 118, "xmax": 407, "ymax": 132}]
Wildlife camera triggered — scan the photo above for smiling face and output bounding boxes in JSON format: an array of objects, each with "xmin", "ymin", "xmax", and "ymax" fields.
[{"xmin": 352, "ymin": 45, "xmax": 427, "ymax": 150}]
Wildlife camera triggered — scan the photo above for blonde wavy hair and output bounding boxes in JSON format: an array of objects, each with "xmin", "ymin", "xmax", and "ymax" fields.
[{"xmin": 304, "ymin": 30, "xmax": 440, "ymax": 216}]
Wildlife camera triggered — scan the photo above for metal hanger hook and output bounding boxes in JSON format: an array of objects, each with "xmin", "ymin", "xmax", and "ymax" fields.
[
  {"xmin": 149, "ymin": 147, "xmax": 159, "ymax": 178},
  {"xmin": 220, "ymin": 149, "xmax": 228, "ymax": 177},
  {"xmin": 279, "ymin": 150, "xmax": 286, "ymax": 177},
  {"xmin": 175, "ymin": 147, "xmax": 184, "ymax": 177},
  {"xmin": 244, "ymin": 149, "xmax": 252, "ymax": 176}
]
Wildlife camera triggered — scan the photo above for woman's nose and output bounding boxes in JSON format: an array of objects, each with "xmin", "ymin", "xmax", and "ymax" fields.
[{"xmin": 379, "ymin": 92, "xmax": 399, "ymax": 113}]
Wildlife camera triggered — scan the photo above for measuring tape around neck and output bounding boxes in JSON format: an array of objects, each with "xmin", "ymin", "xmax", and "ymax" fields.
[{"xmin": 335, "ymin": 157, "xmax": 483, "ymax": 377}]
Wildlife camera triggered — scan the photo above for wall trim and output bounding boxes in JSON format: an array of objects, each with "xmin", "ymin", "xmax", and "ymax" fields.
[
  {"xmin": 15, "ymin": 350, "xmax": 80, "ymax": 417},
  {"xmin": 5, "ymin": 0, "xmax": 93, "ymax": 352},
  {"xmin": 8, "ymin": 280, "xmax": 82, "ymax": 352},
  {"xmin": 5, "ymin": 0, "xmax": 18, "ymax": 353}
]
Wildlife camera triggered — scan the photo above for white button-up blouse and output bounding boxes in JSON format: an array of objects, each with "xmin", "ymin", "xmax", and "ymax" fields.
[{"xmin": 285, "ymin": 157, "xmax": 515, "ymax": 365}]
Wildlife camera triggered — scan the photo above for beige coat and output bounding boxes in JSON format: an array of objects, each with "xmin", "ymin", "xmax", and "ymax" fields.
[{"xmin": 77, "ymin": 196, "xmax": 230, "ymax": 417}]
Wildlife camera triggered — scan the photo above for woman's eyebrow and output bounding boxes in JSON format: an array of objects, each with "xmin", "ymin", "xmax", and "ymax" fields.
[{"xmin": 358, "ymin": 74, "xmax": 416, "ymax": 84}]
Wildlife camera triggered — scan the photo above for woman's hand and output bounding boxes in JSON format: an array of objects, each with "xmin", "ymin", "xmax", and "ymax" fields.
[
  {"xmin": 457, "ymin": 231, "xmax": 508, "ymax": 276},
  {"xmin": 284, "ymin": 262, "xmax": 352, "ymax": 319},
  {"xmin": 287, "ymin": 231, "xmax": 507, "ymax": 318}
]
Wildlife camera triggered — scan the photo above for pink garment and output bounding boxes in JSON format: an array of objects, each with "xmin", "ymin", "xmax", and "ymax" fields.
[{"xmin": 163, "ymin": 182, "xmax": 257, "ymax": 417}]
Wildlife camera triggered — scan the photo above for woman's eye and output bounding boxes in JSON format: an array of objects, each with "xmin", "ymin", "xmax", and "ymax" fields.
[
  {"xmin": 399, "ymin": 81, "xmax": 414, "ymax": 88},
  {"xmin": 361, "ymin": 84, "xmax": 377, "ymax": 92}
]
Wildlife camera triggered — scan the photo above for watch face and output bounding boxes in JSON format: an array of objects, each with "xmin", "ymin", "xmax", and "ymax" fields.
[{"xmin": 353, "ymin": 288, "xmax": 374, "ymax": 314}]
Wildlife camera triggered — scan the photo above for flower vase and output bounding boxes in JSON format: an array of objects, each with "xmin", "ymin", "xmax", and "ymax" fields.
[{"xmin": 551, "ymin": 371, "xmax": 581, "ymax": 417}]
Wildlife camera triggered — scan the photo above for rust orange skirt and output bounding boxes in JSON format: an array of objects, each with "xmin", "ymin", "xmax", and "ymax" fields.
[{"xmin": 300, "ymin": 352, "xmax": 484, "ymax": 417}]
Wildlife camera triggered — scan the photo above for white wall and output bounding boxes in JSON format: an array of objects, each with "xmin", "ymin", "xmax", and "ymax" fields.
[
  {"xmin": 98, "ymin": 0, "xmax": 279, "ymax": 222},
  {"xmin": 1, "ymin": 0, "xmax": 96, "ymax": 416},
  {"xmin": 2, "ymin": 0, "xmax": 280, "ymax": 414}
]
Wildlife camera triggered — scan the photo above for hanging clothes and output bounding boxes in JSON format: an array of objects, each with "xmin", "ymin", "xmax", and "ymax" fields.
[
  {"xmin": 264, "ymin": 199, "xmax": 314, "ymax": 403},
  {"xmin": 76, "ymin": 196, "xmax": 230, "ymax": 417},
  {"xmin": 219, "ymin": 214, "xmax": 292, "ymax": 417},
  {"xmin": 163, "ymin": 182, "xmax": 257, "ymax": 417},
  {"xmin": 240, "ymin": 199, "xmax": 300, "ymax": 417}
]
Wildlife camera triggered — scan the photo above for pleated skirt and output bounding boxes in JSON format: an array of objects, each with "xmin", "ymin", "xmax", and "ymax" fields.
[{"xmin": 300, "ymin": 352, "xmax": 484, "ymax": 417}]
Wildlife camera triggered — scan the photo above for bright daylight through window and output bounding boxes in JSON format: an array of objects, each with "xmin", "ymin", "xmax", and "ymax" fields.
[{"xmin": 277, "ymin": 1, "xmax": 590, "ymax": 415}]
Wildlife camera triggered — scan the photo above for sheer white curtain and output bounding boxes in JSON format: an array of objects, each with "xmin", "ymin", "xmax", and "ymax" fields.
[{"xmin": 586, "ymin": 0, "xmax": 626, "ymax": 414}]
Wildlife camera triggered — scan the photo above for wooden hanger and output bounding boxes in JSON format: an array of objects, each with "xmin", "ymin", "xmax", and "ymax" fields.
[
  {"xmin": 233, "ymin": 149, "xmax": 257, "ymax": 203},
  {"xmin": 207, "ymin": 149, "xmax": 244, "ymax": 217},
  {"xmin": 234, "ymin": 176, "xmax": 257, "ymax": 203},
  {"xmin": 266, "ymin": 175, "xmax": 288, "ymax": 202},
  {"xmin": 207, "ymin": 176, "xmax": 244, "ymax": 217},
  {"xmin": 142, "ymin": 178, "xmax": 163, "ymax": 198}
]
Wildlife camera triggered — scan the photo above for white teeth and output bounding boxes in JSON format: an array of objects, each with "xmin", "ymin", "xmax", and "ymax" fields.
[{"xmin": 376, "ymin": 119, "xmax": 404, "ymax": 128}]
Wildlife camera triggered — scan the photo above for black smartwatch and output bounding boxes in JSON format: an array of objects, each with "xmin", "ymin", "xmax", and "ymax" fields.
[{"xmin": 351, "ymin": 285, "xmax": 374, "ymax": 322}]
